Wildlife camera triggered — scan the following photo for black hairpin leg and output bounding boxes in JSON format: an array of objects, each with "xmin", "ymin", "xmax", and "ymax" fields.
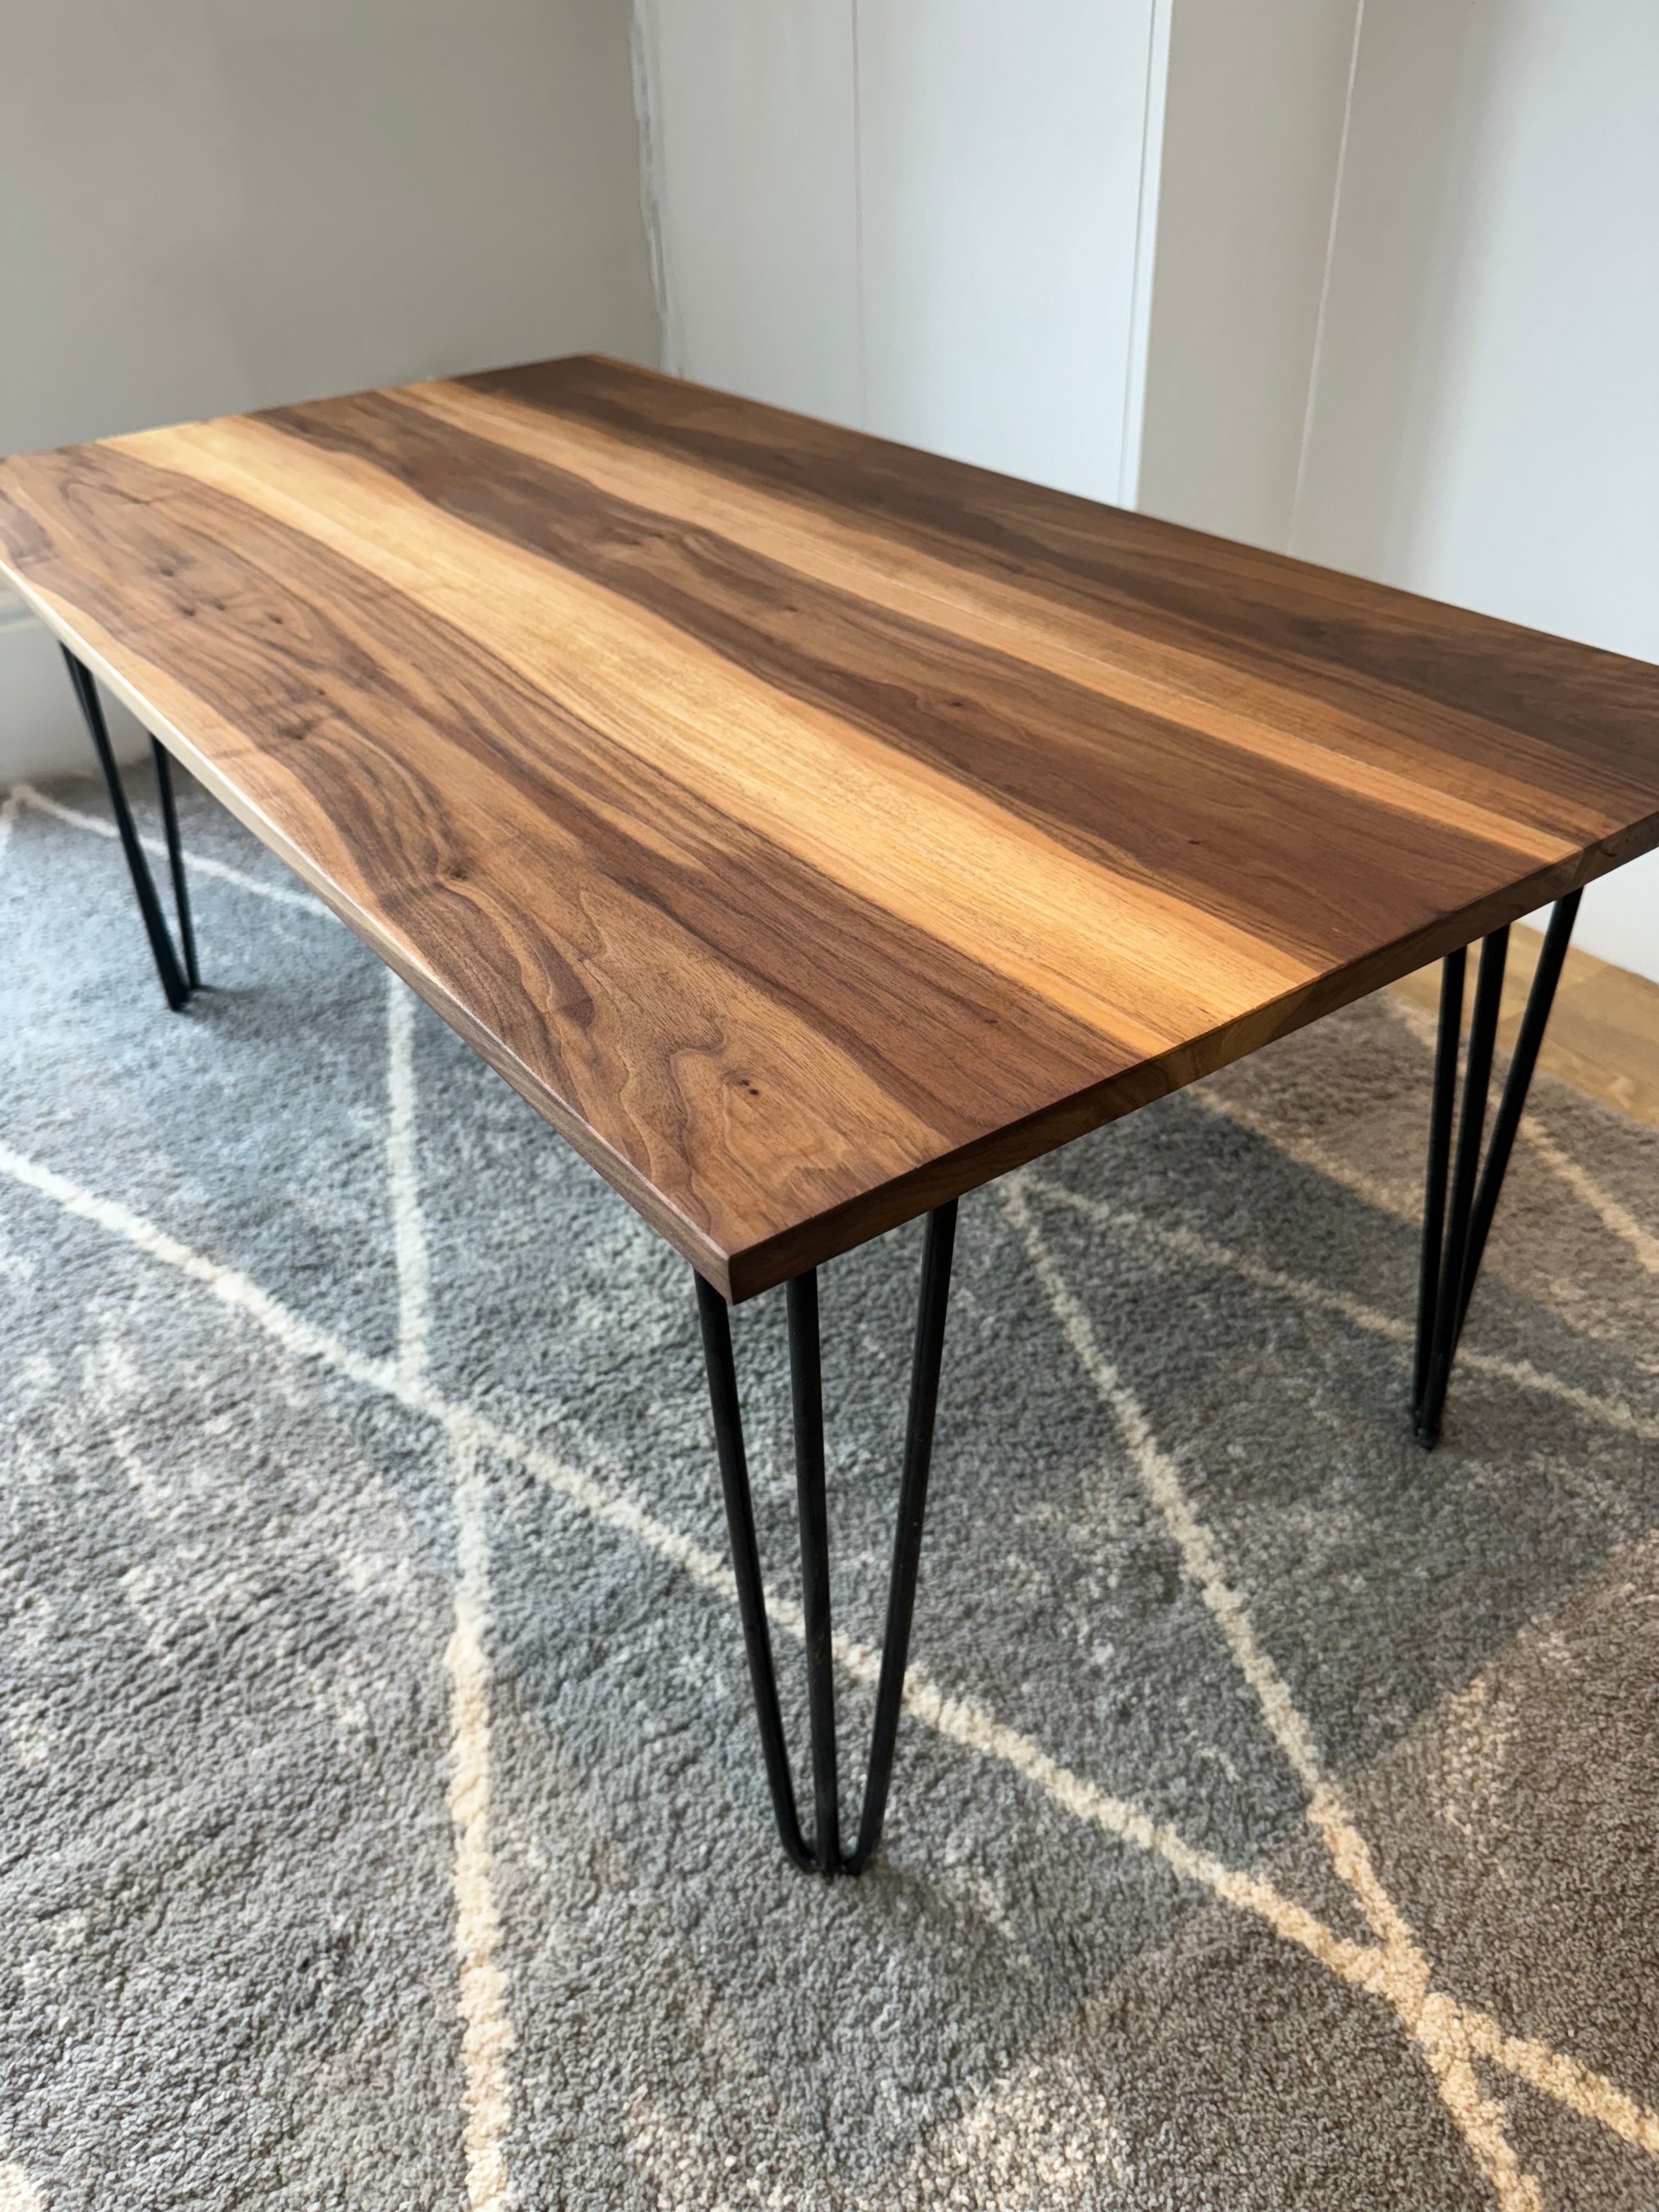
[
  {"xmin": 61, "ymin": 647, "xmax": 199, "ymax": 1010},
  {"xmin": 694, "ymin": 1201, "xmax": 958, "ymax": 1875},
  {"xmin": 1414, "ymin": 893, "xmax": 1581, "ymax": 1446},
  {"xmin": 150, "ymin": 736, "xmax": 200, "ymax": 992}
]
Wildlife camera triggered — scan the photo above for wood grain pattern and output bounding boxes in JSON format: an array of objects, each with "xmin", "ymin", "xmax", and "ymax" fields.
[{"xmin": 4, "ymin": 356, "xmax": 1659, "ymax": 1299}]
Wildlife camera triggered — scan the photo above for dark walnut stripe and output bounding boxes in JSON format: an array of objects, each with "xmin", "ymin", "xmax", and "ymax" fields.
[
  {"xmin": 0, "ymin": 445, "xmax": 1146, "ymax": 1278},
  {"xmin": 264, "ymin": 391, "xmax": 1552, "ymax": 970},
  {"xmin": 481, "ymin": 358, "xmax": 1659, "ymax": 805},
  {"xmin": 5, "ymin": 354, "xmax": 1659, "ymax": 1297}
]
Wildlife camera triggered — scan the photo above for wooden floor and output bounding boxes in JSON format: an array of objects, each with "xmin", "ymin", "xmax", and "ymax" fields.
[{"xmin": 1391, "ymin": 926, "xmax": 1659, "ymax": 1130}]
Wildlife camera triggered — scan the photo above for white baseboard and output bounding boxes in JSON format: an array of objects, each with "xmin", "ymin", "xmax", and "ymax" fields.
[{"xmin": 0, "ymin": 603, "xmax": 149, "ymax": 783}]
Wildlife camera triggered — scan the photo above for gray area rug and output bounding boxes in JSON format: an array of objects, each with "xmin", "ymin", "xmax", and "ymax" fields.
[{"xmin": 2, "ymin": 766, "xmax": 1657, "ymax": 2211}]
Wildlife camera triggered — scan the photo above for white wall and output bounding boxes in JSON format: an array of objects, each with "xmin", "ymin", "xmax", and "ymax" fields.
[
  {"xmin": 856, "ymin": 0, "xmax": 1158, "ymax": 503},
  {"xmin": 1131, "ymin": 0, "xmax": 1659, "ymax": 980},
  {"xmin": 632, "ymin": 0, "xmax": 862, "ymax": 426},
  {"xmin": 1, "ymin": 0, "xmax": 659, "ymax": 782},
  {"xmin": 1135, "ymin": 0, "xmax": 1361, "ymax": 548},
  {"xmin": 1293, "ymin": 0, "xmax": 1659, "ymax": 980},
  {"xmin": 633, "ymin": 0, "xmax": 1165, "ymax": 503}
]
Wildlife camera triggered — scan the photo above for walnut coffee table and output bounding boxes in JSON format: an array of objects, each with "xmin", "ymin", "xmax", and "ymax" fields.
[{"xmin": 5, "ymin": 357, "xmax": 1658, "ymax": 1874}]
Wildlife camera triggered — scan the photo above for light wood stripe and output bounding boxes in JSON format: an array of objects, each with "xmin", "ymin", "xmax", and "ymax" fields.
[
  {"xmin": 132, "ymin": 413, "xmax": 1313, "ymax": 1052},
  {"xmin": 402, "ymin": 378, "xmax": 1583, "ymax": 864}
]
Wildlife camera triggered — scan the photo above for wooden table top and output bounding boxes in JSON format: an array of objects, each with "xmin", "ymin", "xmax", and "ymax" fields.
[{"xmin": 6, "ymin": 357, "xmax": 1659, "ymax": 1299}]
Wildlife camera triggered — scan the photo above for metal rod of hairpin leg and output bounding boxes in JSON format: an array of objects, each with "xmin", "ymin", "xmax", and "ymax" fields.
[
  {"xmin": 1418, "ymin": 929, "xmax": 1508, "ymax": 1446},
  {"xmin": 1413, "ymin": 947, "xmax": 1465, "ymax": 1421},
  {"xmin": 60, "ymin": 647, "xmax": 190, "ymax": 1011},
  {"xmin": 848, "ymin": 1200, "xmax": 958, "ymax": 1874},
  {"xmin": 151, "ymin": 738, "xmax": 200, "ymax": 991},
  {"xmin": 694, "ymin": 1271, "xmax": 815, "ymax": 1872},
  {"xmin": 1453, "ymin": 891, "xmax": 1581, "ymax": 1348},
  {"xmin": 787, "ymin": 1269, "xmax": 841, "ymax": 1872}
]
